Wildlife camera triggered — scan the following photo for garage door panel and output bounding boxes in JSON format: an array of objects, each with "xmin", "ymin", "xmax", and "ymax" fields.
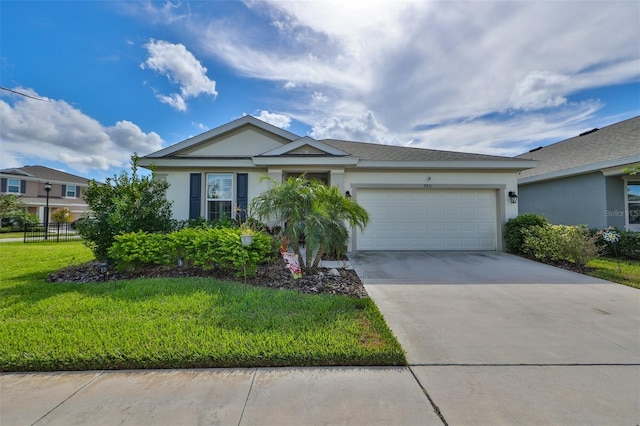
[{"xmin": 356, "ymin": 189, "xmax": 497, "ymax": 251}]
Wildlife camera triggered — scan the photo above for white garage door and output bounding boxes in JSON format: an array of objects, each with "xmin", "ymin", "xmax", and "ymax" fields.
[{"xmin": 355, "ymin": 188, "xmax": 497, "ymax": 250}]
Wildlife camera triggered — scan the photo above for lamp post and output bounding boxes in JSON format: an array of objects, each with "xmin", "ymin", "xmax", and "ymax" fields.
[{"xmin": 44, "ymin": 181, "xmax": 52, "ymax": 240}]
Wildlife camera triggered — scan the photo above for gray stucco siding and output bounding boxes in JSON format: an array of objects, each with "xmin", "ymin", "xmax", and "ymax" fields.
[
  {"xmin": 605, "ymin": 176, "xmax": 626, "ymax": 229},
  {"xmin": 518, "ymin": 172, "xmax": 607, "ymax": 229}
]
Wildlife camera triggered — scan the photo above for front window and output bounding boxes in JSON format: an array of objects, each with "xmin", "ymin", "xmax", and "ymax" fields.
[
  {"xmin": 627, "ymin": 181, "xmax": 640, "ymax": 228},
  {"xmin": 66, "ymin": 185, "xmax": 77, "ymax": 197},
  {"xmin": 7, "ymin": 178, "xmax": 20, "ymax": 193},
  {"xmin": 206, "ymin": 173, "xmax": 233, "ymax": 222}
]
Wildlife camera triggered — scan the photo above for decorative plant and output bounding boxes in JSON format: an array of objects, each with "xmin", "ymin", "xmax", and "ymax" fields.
[
  {"xmin": 602, "ymin": 228, "xmax": 621, "ymax": 272},
  {"xmin": 250, "ymin": 176, "xmax": 369, "ymax": 274}
]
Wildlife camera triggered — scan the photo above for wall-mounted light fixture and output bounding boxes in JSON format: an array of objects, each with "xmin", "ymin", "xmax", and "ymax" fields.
[
  {"xmin": 345, "ymin": 191, "xmax": 351, "ymax": 198},
  {"xmin": 508, "ymin": 191, "xmax": 518, "ymax": 204}
]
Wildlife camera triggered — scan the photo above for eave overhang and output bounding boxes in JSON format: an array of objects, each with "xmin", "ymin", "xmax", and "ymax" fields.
[{"xmin": 518, "ymin": 155, "xmax": 640, "ymax": 184}]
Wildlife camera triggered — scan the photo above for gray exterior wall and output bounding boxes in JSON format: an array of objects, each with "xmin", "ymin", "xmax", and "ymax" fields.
[
  {"xmin": 605, "ymin": 176, "xmax": 626, "ymax": 229},
  {"xmin": 518, "ymin": 172, "xmax": 607, "ymax": 229}
]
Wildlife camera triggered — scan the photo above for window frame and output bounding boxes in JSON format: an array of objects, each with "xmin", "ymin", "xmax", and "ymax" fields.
[
  {"xmin": 7, "ymin": 178, "xmax": 20, "ymax": 193},
  {"xmin": 624, "ymin": 178, "xmax": 640, "ymax": 231},
  {"xmin": 206, "ymin": 173, "xmax": 234, "ymax": 222},
  {"xmin": 65, "ymin": 185, "xmax": 77, "ymax": 198}
]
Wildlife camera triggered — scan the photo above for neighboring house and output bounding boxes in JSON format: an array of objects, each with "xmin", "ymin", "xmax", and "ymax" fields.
[
  {"xmin": 0, "ymin": 165, "xmax": 91, "ymax": 223},
  {"xmin": 140, "ymin": 116, "xmax": 535, "ymax": 251},
  {"xmin": 516, "ymin": 115, "xmax": 640, "ymax": 231}
]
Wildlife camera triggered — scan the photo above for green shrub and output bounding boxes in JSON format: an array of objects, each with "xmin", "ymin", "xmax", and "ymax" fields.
[
  {"xmin": 504, "ymin": 214, "xmax": 548, "ymax": 253},
  {"xmin": 109, "ymin": 228, "xmax": 275, "ymax": 277},
  {"xmin": 78, "ymin": 155, "xmax": 174, "ymax": 261},
  {"xmin": 109, "ymin": 231, "xmax": 174, "ymax": 271},
  {"xmin": 594, "ymin": 228, "xmax": 640, "ymax": 260},
  {"xmin": 524, "ymin": 224, "xmax": 599, "ymax": 268}
]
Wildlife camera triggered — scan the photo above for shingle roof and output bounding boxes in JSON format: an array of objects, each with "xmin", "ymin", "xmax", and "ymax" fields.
[
  {"xmin": 322, "ymin": 139, "xmax": 525, "ymax": 162},
  {"xmin": 0, "ymin": 165, "xmax": 91, "ymax": 185},
  {"xmin": 516, "ymin": 115, "xmax": 640, "ymax": 179}
]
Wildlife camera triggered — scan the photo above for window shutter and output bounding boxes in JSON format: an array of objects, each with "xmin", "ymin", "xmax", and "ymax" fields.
[
  {"xmin": 236, "ymin": 173, "xmax": 248, "ymax": 221},
  {"xmin": 20, "ymin": 180, "xmax": 26, "ymax": 193},
  {"xmin": 189, "ymin": 173, "xmax": 202, "ymax": 219},
  {"xmin": 62, "ymin": 185, "xmax": 67, "ymax": 196},
  {"xmin": 1, "ymin": 178, "xmax": 6, "ymax": 192},
  {"xmin": 77, "ymin": 187, "xmax": 82, "ymax": 198}
]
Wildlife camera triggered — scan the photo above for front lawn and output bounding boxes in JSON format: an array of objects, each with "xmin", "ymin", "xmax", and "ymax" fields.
[
  {"xmin": 586, "ymin": 257, "xmax": 640, "ymax": 289},
  {"xmin": 0, "ymin": 241, "xmax": 405, "ymax": 372}
]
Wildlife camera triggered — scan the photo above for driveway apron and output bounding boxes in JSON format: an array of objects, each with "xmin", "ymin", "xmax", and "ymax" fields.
[{"xmin": 350, "ymin": 251, "xmax": 640, "ymax": 425}]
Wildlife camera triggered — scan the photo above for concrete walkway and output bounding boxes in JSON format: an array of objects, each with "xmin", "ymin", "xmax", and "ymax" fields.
[
  {"xmin": 1, "ymin": 367, "xmax": 442, "ymax": 425},
  {"xmin": 2, "ymin": 251, "xmax": 639, "ymax": 425}
]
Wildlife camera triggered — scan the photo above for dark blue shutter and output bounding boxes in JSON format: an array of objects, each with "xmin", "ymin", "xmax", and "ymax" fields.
[
  {"xmin": 236, "ymin": 173, "xmax": 248, "ymax": 221},
  {"xmin": 189, "ymin": 173, "xmax": 202, "ymax": 219},
  {"xmin": 1, "ymin": 178, "xmax": 6, "ymax": 192},
  {"xmin": 61, "ymin": 185, "xmax": 67, "ymax": 196},
  {"xmin": 20, "ymin": 180, "xmax": 26, "ymax": 193},
  {"xmin": 77, "ymin": 187, "xmax": 82, "ymax": 198}
]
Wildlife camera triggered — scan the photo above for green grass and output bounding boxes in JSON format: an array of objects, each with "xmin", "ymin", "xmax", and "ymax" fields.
[
  {"xmin": 0, "ymin": 241, "xmax": 405, "ymax": 372},
  {"xmin": 0, "ymin": 232, "xmax": 23, "ymax": 239},
  {"xmin": 586, "ymin": 257, "xmax": 640, "ymax": 289}
]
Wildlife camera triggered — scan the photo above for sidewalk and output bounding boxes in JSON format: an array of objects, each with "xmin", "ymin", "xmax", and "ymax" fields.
[{"xmin": 1, "ymin": 367, "xmax": 442, "ymax": 425}]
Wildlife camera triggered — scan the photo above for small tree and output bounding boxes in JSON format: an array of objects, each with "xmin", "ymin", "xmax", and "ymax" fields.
[
  {"xmin": 251, "ymin": 176, "xmax": 369, "ymax": 274},
  {"xmin": 78, "ymin": 154, "xmax": 174, "ymax": 261},
  {"xmin": 51, "ymin": 208, "xmax": 74, "ymax": 223},
  {"xmin": 0, "ymin": 194, "xmax": 25, "ymax": 222}
]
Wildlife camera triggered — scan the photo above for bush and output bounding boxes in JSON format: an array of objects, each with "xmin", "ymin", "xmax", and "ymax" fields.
[
  {"xmin": 109, "ymin": 231, "xmax": 174, "ymax": 271},
  {"xmin": 109, "ymin": 228, "xmax": 275, "ymax": 278},
  {"xmin": 504, "ymin": 214, "xmax": 548, "ymax": 253},
  {"xmin": 594, "ymin": 228, "xmax": 640, "ymax": 260},
  {"xmin": 524, "ymin": 224, "xmax": 600, "ymax": 268},
  {"xmin": 51, "ymin": 208, "xmax": 74, "ymax": 223},
  {"xmin": 78, "ymin": 155, "xmax": 174, "ymax": 261}
]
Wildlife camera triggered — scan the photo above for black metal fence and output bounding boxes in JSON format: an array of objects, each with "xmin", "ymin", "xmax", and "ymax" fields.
[{"xmin": 24, "ymin": 223, "xmax": 78, "ymax": 243}]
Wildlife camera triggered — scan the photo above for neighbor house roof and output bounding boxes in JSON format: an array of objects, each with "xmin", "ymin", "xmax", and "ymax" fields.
[
  {"xmin": 516, "ymin": 115, "xmax": 640, "ymax": 183},
  {"xmin": 0, "ymin": 165, "xmax": 91, "ymax": 185}
]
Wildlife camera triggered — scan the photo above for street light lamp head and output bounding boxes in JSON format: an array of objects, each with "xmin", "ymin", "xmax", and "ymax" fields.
[{"xmin": 44, "ymin": 181, "xmax": 52, "ymax": 192}]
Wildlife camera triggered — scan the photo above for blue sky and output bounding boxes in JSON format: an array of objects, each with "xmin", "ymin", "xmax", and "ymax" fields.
[{"xmin": 1, "ymin": 0, "xmax": 639, "ymax": 182}]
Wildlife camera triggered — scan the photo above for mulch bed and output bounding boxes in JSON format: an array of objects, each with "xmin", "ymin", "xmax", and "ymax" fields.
[{"xmin": 46, "ymin": 259, "xmax": 368, "ymax": 298}]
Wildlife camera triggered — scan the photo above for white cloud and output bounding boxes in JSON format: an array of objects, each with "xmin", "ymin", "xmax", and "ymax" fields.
[
  {"xmin": 141, "ymin": 39, "xmax": 217, "ymax": 111},
  {"xmin": 190, "ymin": 0, "xmax": 638, "ymax": 153},
  {"xmin": 0, "ymin": 88, "xmax": 163, "ymax": 172},
  {"xmin": 253, "ymin": 110, "xmax": 291, "ymax": 129},
  {"xmin": 311, "ymin": 111, "xmax": 402, "ymax": 145}
]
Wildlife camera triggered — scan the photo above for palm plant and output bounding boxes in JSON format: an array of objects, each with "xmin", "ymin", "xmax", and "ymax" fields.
[{"xmin": 250, "ymin": 176, "xmax": 369, "ymax": 274}]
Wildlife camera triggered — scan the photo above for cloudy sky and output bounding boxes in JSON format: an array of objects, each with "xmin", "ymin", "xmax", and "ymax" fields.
[{"xmin": 1, "ymin": 1, "xmax": 639, "ymax": 181}]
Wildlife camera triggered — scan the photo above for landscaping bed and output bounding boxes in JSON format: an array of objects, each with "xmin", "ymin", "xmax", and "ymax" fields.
[{"xmin": 47, "ymin": 258, "xmax": 368, "ymax": 298}]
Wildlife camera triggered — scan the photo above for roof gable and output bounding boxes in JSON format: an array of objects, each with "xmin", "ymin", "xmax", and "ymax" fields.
[
  {"xmin": 176, "ymin": 126, "xmax": 288, "ymax": 157},
  {"xmin": 259, "ymin": 137, "xmax": 351, "ymax": 157},
  {"xmin": 145, "ymin": 116, "xmax": 298, "ymax": 158}
]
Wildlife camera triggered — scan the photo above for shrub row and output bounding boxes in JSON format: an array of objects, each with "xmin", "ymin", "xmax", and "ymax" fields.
[
  {"xmin": 504, "ymin": 214, "xmax": 640, "ymax": 266},
  {"xmin": 523, "ymin": 224, "xmax": 599, "ymax": 268},
  {"xmin": 108, "ymin": 228, "xmax": 275, "ymax": 277}
]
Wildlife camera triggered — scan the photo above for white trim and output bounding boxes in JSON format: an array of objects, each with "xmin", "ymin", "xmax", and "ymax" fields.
[
  {"xmin": 519, "ymin": 155, "xmax": 640, "ymax": 184},
  {"xmin": 139, "ymin": 158, "xmax": 257, "ymax": 168},
  {"xmin": 623, "ymin": 177, "xmax": 640, "ymax": 231},
  {"xmin": 259, "ymin": 137, "xmax": 351, "ymax": 157},
  {"xmin": 251, "ymin": 157, "xmax": 360, "ymax": 166}
]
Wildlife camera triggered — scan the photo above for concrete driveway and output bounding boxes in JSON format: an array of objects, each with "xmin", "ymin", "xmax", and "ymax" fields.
[{"xmin": 349, "ymin": 251, "xmax": 640, "ymax": 425}]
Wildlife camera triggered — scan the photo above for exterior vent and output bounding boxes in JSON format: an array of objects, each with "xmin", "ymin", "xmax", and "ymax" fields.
[
  {"xmin": 528, "ymin": 146, "xmax": 543, "ymax": 153},
  {"xmin": 579, "ymin": 128, "xmax": 599, "ymax": 137}
]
